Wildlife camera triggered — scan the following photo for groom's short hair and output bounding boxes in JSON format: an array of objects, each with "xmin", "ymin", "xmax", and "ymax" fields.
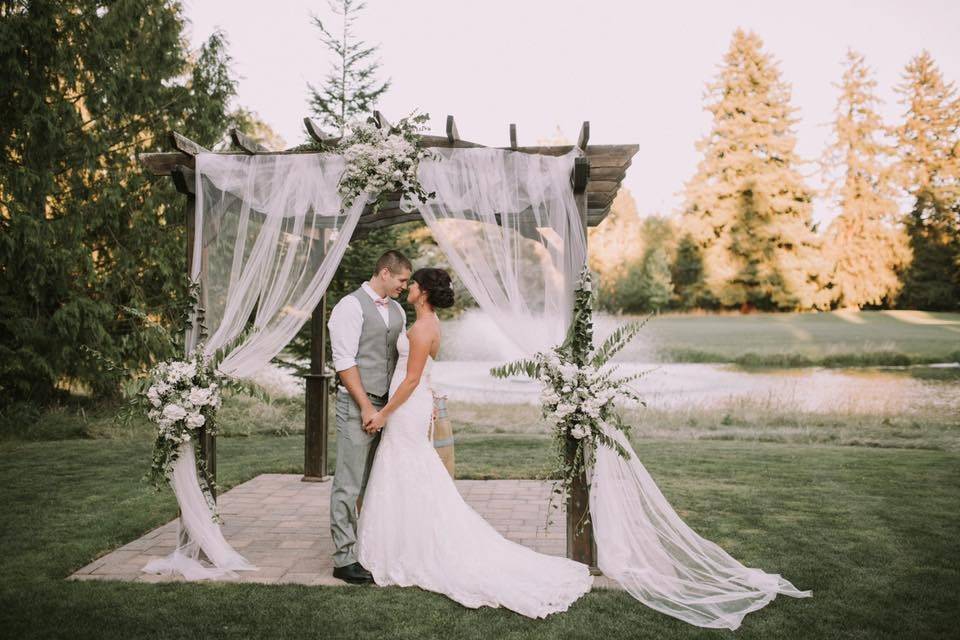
[{"xmin": 375, "ymin": 250, "xmax": 412, "ymax": 275}]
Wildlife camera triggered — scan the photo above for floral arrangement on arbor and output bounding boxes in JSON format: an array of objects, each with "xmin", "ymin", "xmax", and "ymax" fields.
[
  {"xmin": 335, "ymin": 111, "xmax": 438, "ymax": 214},
  {"xmin": 142, "ymin": 345, "xmax": 224, "ymax": 520},
  {"xmin": 491, "ymin": 268, "xmax": 650, "ymax": 525},
  {"xmin": 112, "ymin": 284, "xmax": 266, "ymax": 523}
]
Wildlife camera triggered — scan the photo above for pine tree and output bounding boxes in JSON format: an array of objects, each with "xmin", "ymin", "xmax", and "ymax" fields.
[
  {"xmin": 307, "ymin": 0, "xmax": 390, "ymax": 135},
  {"xmin": 0, "ymin": 1, "xmax": 236, "ymax": 405},
  {"xmin": 680, "ymin": 29, "xmax": 829, "ymax": 311},
  {"xmin": 671, "ymin": 233, "xmax": 710, "ymax": 309},
  {"xmin": 636, "ymin": 247, "xmax": 674, "ymax": 312},
  {"xmin": 822, "ymin": 51, "xmax": 910, "ymax": 309},
  {"xmin": 894, "ymin": 51, "xmax": 960, "ymax": 310}
]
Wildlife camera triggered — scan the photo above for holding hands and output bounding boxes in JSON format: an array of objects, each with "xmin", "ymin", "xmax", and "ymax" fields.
[{"xmin": 363, "ymin": 410, "xmax": 387, "ymax": 433}]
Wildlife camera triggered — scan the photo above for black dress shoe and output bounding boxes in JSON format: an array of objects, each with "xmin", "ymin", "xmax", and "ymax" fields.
[{"xmin": 333, "ymin": 562, "xmax": 374, "ymax": 584}]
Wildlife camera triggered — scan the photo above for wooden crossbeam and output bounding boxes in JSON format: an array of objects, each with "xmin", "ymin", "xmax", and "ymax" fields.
[
  {"xmin": 169, "ymin": 132, "xmax": 207, "ymax": 156},
  {"xmin": 572, "ymin": 156, "xmax": 590, "ymax": 193},
  {"xmin": 577, "ymin": 121, "xmax": 590, "ymax": 150},
  {"xmin": 171, "ymin": 165, "xmax": 196, "ymax": 195},
  {"xmin": 230, "ymin": 128, "xmax": 268, "ymax": 154},
  {"xmin": 303, "ymin": 117, "xmax": 340, "ymax": 148},
  {"xmin": 509, "ymin": 123, "xmax": 518, "ymax": 150},
  {"xmin": 139, "ymin": 151, "xmax": 194, "ymax": 175},
  {"xmin": 446, "ymin": 115, "xmax": 459, "ymax": 144},
  {"xmin": 373, "ymin": 110, "xmax": 393, "ymax": 131}
]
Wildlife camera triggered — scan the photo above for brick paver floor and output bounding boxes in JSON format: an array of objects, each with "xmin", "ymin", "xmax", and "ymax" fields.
[{"xmin": 69, "ymin": 474, "xmax": 618, "ymax": 589}]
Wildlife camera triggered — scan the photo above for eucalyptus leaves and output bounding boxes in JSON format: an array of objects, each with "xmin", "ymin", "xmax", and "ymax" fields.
[
  {"xmin": 336, "ymin": 111, "xmax": 438, "ymax": 214},
  {"xmin": 491, "ymin": 269, "xmax": 649, "ymax": 521}
]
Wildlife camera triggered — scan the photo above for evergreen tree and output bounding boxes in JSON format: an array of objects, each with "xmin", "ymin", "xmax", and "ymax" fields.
[
  {"xmin": 680, "ymin": 29, "xmax": 829, "ymax": 311},
  {"xmin": 307, "ymin": 0, "xmax": 390, "ymax": 135},
  {"xmin": 894, "ymin": 51, "xmax": 960, "ymax": 310},
  {"xmin": 636, "ymin": 247, "xmax": 674, "ymax": 312},
  {"xmin": 671, "ymin": 232, "xmax": 710, "ymax": 309},
  {"xmin": 0, "ymin": 1, "xmax": 236, "ymax": 405},
  {"xmin": 822, "ymin": 50, "xmax": 910, "ymax": 309}
]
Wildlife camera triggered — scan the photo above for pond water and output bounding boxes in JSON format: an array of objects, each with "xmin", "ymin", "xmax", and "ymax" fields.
[
  {"xmin": 258, "ymin": 311, "xmax": 960, "ymax": 415},
  {"xmin": 429, "ymin": 360, "xmax": 960, "ymax": 414}
]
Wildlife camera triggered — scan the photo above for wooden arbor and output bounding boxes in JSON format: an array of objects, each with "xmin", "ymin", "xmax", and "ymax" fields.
[{"xmin": 139, "ymin": 114, "xmax": 639, "ymax": 570}]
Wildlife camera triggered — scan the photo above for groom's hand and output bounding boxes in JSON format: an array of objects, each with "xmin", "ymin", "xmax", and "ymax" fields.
[{"xmin": 361, "ymin": 405, "xmax": 377, "ymax": 429}]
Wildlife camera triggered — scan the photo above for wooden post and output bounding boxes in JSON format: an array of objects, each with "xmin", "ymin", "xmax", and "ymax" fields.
[
  {"xmin": 176, "ymin": 164, "xmax": 217, "ymax": 500},
  {"xmin": 303, "ymin": 292, "xmax": 332, "ymax": 481},
  {"xmin": 566, "ymin": 149, "xmax": 598, "ymax": 573}
]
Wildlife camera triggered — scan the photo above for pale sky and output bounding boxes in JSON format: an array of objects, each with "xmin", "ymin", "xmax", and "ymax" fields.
[{"xmin": 184, "ymin": 0, "xmax": 960, "ymax": 226}]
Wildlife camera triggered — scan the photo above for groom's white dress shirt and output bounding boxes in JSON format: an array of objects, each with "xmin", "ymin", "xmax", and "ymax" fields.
[{"xmin": 328, "ymin": 282, "xmax": 405, "ymax": 389}]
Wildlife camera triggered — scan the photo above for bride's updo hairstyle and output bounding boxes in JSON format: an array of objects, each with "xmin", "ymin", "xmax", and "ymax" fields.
[{"xmin": 412, "ymin": 268, "xmax": 455, "ymax": 309}]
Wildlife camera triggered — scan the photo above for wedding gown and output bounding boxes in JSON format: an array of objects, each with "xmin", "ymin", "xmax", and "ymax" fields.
[{"xmin": 356, "ymin": 331, "xmax": 593, "ymax": 618}]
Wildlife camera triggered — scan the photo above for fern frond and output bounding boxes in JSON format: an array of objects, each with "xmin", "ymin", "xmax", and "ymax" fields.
[{"xmin": 490, "ymin": 358, "xmax": 539, "ymax": 379}]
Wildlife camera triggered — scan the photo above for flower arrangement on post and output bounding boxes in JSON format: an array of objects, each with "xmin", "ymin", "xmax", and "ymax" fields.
[
  {"xmin": 335, "ymin": 110, "xmax": 438, "ymax": 214},
  {"xmin": 117, "ymin": 284, "xmax": 267, "ymax": 523},
  {"xmin": 490, "ymin": 268, "xmax": 651, "ymax": 526}
]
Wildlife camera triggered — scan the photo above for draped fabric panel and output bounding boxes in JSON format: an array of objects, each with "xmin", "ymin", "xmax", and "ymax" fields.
[
  {"xmin": 590, "ymin": 427, "xmax": 812, "ymax": 629},
  {"xmin": 144, "ymin": 153, "xmax": 366, "ymax": 580},
  {"xmin": 411, "ymin": 147, "xmax": 587, "ymax": 356}
]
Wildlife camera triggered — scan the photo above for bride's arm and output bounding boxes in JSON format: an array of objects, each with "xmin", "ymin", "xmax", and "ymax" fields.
[{"xmin": 366, "ymin": 324, "xmax": 433, "ymax": 431}]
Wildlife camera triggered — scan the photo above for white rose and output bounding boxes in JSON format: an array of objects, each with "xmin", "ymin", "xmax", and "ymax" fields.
[
  {"xmin": 162, "ymin": 404, "xmax": 187, "ymax": 422},
  {"xmin": 189, "ymin": 387, "xmax": 211, "ymax": 406},
  {"xmin": 570, "ymin": 425, "xmax": 589, "ymax": 439},
  {"xmin": 186, "ymin": 413, "xmax": 206, "ymax": 429}
]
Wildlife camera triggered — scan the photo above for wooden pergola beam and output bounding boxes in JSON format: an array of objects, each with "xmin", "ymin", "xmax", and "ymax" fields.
[
  {"xmin": 446, "ymin": 115, "xmax": 459, "ymax": 144},
  {"xmin": 169, "ymin": 132, "xmax": 207, "ymax": 156},
  {"xmin": 572, "ymin": 157, "xmax": 590, "ymax": 193},
  {"xmin": 230, "ymin": 128, "xmax": 268, "ymax": 154},
  {"xmin": 577, "ymin": 121, "xmax": 590, "ymax": 151},
  {"xmin": 303, "ymin": 117, "xmax": 340, "ymax": 148},
  {"xmin": 171, "ymin": 165, "xmax": 195, "ymax": 196},
  {"xmin": 373, "ymin": 110, "xmax": 392, "ymax": 131}
]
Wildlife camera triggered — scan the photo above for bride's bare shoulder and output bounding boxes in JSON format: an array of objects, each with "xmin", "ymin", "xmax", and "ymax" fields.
[{"xmin": 408, "ymin": 317, "xmax": 441, "ymax": 343}]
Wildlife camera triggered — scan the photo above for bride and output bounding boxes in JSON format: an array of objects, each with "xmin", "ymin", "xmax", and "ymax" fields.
[{"xmin": 356, "ymin": 267, "xmax": 593, "ymax": 618}]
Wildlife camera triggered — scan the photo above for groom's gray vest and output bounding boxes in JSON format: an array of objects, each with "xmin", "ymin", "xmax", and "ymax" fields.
[{"xmin": 350, "ymin": 289, "xmax": 404, "ymax": 397}]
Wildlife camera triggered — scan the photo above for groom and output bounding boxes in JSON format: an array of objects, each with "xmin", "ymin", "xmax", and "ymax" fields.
[{"xmin": 327, "ymin": 249, "xmax": 411, "ymax": 584}]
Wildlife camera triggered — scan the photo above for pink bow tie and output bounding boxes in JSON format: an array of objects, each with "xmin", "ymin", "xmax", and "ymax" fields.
[{"xmin": 374, "ymin": 297, "xmax": 389, "ymax": 307}]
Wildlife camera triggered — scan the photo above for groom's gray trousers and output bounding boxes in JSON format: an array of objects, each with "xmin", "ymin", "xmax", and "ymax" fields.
[{"xmin": 329, "ymin": 388, "xmax": 385, "ymax": 568}]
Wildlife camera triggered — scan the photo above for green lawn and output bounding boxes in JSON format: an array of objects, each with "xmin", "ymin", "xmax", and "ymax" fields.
[
  {"xmin": 605, "ymin": 309, "xmax": 960, "ymax": 365},
  {"xmin": 1, "ymin": 415, "xmax": 958, "ymax": 639}
]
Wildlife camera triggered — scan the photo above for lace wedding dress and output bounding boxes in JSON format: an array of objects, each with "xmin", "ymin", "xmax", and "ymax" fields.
[{"xmin": 357, "ymin": 331, "xmax": 593, "ymax": 618}]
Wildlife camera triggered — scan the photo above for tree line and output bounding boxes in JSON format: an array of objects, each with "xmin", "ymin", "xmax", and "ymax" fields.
[{"xmin": 592, "ymin": 29, "xmax": 960, "ymax": 314}]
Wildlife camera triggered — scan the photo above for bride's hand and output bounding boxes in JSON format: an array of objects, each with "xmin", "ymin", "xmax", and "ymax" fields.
[{"xmin": 366, "ymin": 411, "xmax": 387, "ymax": 432}]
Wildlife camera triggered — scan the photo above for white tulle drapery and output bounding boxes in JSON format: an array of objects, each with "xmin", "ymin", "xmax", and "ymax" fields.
[
  {"xmin": 410, "ymin": 148, "xmax": 812, "ymax": 628},
  {"xmin": 591, "ymin": 427, "xmax": 812, "ymax": 630},
  {"xmin": 410, "ymin": 147, "xmax": 587, "ymax": 356},
  {"xmin": 143, "ymin": 153, "xmax": 366, "ymax": 580}
]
